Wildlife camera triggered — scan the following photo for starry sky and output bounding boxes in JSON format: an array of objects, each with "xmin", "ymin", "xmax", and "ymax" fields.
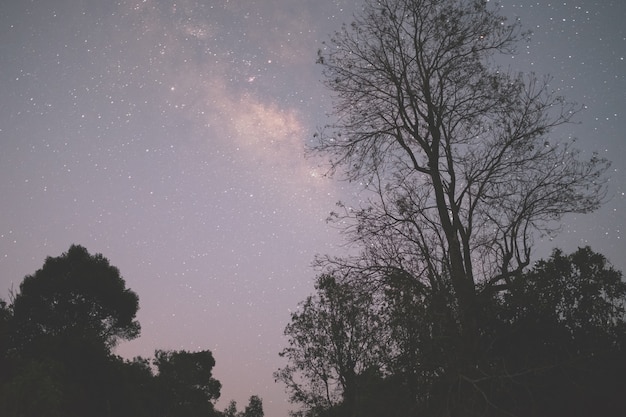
[{"xmin": 0, "ymin": 1, "xmax": 624, "ymax": 416}]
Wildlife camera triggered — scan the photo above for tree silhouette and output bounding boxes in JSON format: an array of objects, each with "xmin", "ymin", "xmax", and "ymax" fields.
[
  {"xmin": 308, "ymin": 0, "xmax": 610, "ymax": 414},
  {"xmin": 480, "ymin": 247, "xmax": 626, "ymax": 416},
  {"xmin": 10, "ymin": 244, "xmax": 140, "ymax": 356},
  {"xmin": 242, "ymin": 395, "xmax": 264, "ymax": 417},
  {"xmin": 153, "ymin": 349, "xmax": 222, "ymax": 417},
  {"xmin": 276, "ymin": 274, "xmax": 383, "ymax": 417},
  {"xmin": 0, "ymin": 245, "xmax": 250, "ymax": 417},
  {"xmin": 1, "ymin": 245, "xmax": 141, "ymax": 416},
  {"xmin": 281, "ymin": 248, "xmax": 626, "ymax": 416},
  {"xmin": 222, "ymin": 400, "xmax": 240, "ymax": 417},
  {"xmin": 220, "ymin": 396, "xmax": 264, "ymax": 417}
]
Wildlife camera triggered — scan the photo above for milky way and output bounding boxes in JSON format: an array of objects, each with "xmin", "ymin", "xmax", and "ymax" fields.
[{"xmin": 1, "ymin": 1, "xmax": 624, "ymax": 416}]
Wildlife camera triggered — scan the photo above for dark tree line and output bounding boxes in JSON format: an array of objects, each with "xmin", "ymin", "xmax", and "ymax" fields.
[
  {"xmin": 0, "ymin": 245, "xmax": 264, "ymax": 417},
  {"xmin": 276, "ymin": 0, "xmax": 623, "ymax": 416},
  {"xmin": 277, "ymin": 247, "xmax": 626, "ymax": 417}
]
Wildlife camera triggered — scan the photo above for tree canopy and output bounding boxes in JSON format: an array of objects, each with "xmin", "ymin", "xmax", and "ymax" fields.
[
  {"xmin": 481, "ymin": 247, "xmax": 626, "ymax": 417},
  {"xmin": 280, "ymin": 248, "xmax": 626, "ymax": 416},
  {"xmin": 222, "ymin": 395, "xmax": 265, "ymax": 417},
  {"xmin": 276, "ymin": 275, "xmax": 383, "ymax": 415},
  {"xmin": 154, "ymin": 349, "xmax": 222, "ymax": 417},
  {"xmin": 0, "ymin": 244, "xmax": 256, "ymax": 417},
  {"xmin": 10, "ymin": 244, "xmax": 140, "ymax": 355},
  {"xmin": 278, "ymin": 0, "xmax": 617, "ymax": 415}
]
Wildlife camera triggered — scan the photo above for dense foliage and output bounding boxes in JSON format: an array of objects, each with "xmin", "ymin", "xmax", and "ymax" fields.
[
  {"xmin": 12, "ymin": 244, "xmax": 140, "ymax": 350},
  {"xmin": 278, "ymin": 248, "xmax": 626, "ymax": 416},
  {"xmin": 0, "ymin": 245, "xmax": 262, "ymax": 417}
]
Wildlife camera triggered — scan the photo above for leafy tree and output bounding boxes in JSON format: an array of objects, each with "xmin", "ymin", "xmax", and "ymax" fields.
[
  {"xmin": 480, "ymin": 247, "xmax": 626, "ymax": 416},
  {"xmin": 153, "ymin": 349, "xmax": 222, "ymax": 417},
  {"xmin": 0, "ymin": 245, "xmax": 234, "ymax": 417},
  {"xmin": 222, "ymin": 400, "xmax": 240, "ymax": 417},
  {"xmin": 503, "ymin": 247, "xmax": 626, "ymax": 340},
  {"xmin": 310, "ymin": 0, "xmax": 609, "ymax": 414},
  {"xmin": 1, "ymin": 245, "xmax": 141, "ymax": 416},
  {"xmin": 243, "ymin": 395, "xmax": 264, "ymax": 417},
  {"xmin": 220, "ymin": 396, "xmax": 264, "ymax": 417},
  {"xmin": 282, "ymin": 248, "xmax": 626, "ymax": 416},
  {"xmin": 276, "ymin": 274, "xmax": 383, "ymax": 417},
  {"xmin": 378, "ymin": 269, "xmax": 458, "ymax": 413},
  {"xmin": 10, "ymin": 244, "xmax": 140, "ymax": 356}
]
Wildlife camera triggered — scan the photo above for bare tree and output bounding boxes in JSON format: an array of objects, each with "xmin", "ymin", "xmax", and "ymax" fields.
[{"xmin": 312, "ymin": 0, "xmax": 609, "ymax": 374}]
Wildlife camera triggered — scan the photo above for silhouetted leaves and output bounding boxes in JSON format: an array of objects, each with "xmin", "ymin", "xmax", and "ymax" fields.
[
  {"xmin": 11, "ymin": 244, "xmax": 140, "ymax": 356},
  {"xmin": 276, "ymin": 274, "xmax": 383, "ymax": 416},
  {"xmin": 280, "ymin": 248, "xmax": 626, "ymax": 416},
  {"xmin": 154, "ymin": 349, "xmax": 222, "ymax": 417},
  {"xmin": 480, "ymin": 247, "xmax": 626, "ymax": 416},
  {"xmin": 220, "ymin": 396, "xmax": 264, "ymax": 417},
  {"xmin": 0, "ymin": 245, "xmax": 236, "ymax": 417},
  {"xmin": 243, "ymin": 395, "xmax": 264, "ymax": 417}
]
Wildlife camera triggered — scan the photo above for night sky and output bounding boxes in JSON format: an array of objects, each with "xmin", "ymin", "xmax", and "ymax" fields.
[{"xmin": 1, "ymin": 1, "xmax": 624, "ymax": 416}]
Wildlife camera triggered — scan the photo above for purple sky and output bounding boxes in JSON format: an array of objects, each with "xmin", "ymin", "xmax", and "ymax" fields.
[{"xmin": 1, "ymin": 1, "xmax": 624, "ymax": 416}]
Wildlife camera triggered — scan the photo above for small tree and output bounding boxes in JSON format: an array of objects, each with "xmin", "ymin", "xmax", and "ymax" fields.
[
  {"xmin": 243, "ymin": 395, "xmax": 264, "ymax": 417},
  {"xmin": 276, "ymin": 274, "xmax": 383, "ymax": 416},
  {"xmin": 222, "ymin": 400, "xmax": 239, "ymax": 417}
]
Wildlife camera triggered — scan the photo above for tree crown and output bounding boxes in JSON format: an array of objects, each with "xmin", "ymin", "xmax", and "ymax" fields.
[{"xmin": 11, "ymin": 244, "xmax": 140, "ymax": 351}]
